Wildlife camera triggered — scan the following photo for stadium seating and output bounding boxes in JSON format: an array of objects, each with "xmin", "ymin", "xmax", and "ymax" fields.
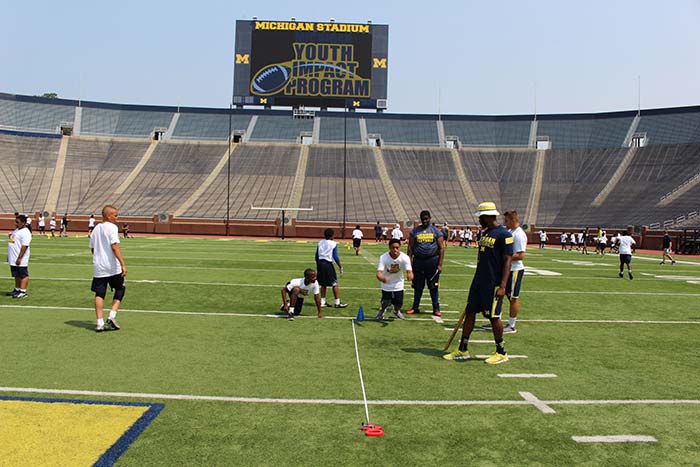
[
  {"xmin": 443, "ymin": 118, "xmax": 530, "ymax": 147},
  {"xmin": 0, "ymin": 133, "xmax": 60, "ymax": 213},
  {"xmin": 2, "ymin": 92, "xmax": 700, "ymax": 229},
  {"xmin": 297, "ymin": 146, "xmax": 395, "ymax": 221}
]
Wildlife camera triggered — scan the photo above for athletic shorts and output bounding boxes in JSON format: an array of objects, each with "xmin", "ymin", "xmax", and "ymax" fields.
[
  {"xmin": 285, "ymin": 284, "xmax": 308, "ymax": 315},
  {"xmin": 39, "ymin": 226, "xmax": 45, "ymax": 232},
  {"xmin": 619, "ymin": 254, "xmax": 632, "ymax": 265},
  {"xmin": 664, "ymin": 248, "xmax": 672, "ymax": 254},
  {"xmin": 316, "ymin": 260, "xmax": 338, "ymax": 287},
  {"xmin": 411, "ymin": 255, "xmax": 440, "ymax": 290},
  {"xmin": 91, "ymin": 274, "xmax": 124, "ymax": 297},
  {"xmin": 381, "ymin": 290, "xmax": 404, "ymax": 309},
  {"xmin": 353, "ymin": 238, "xmax": 361, "ymax": 248},
  {"xmin": 506, "ymin": 269, "xmax": 524, "ymax": 299},
  {"xmin": 466, "ymin": 282, "xmax": 504, "ymax": 319},
  {"xmin": 10, "ymin": 266, "xmax": 29, "ymax": 278}
]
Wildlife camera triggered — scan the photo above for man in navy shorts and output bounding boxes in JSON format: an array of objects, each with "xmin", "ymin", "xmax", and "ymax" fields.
[
  {"xmin": 406, "ymin": 210, "xmax": 445, "ymax": 317},
  {"xmin": 444, "ymin": 202, "xmax": 514, "ymax": 365}
]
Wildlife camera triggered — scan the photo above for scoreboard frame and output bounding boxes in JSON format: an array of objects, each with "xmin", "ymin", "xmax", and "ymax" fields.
[{"xmin": 233, "ymin": 19, "xmax": 388, "ymax": 110}]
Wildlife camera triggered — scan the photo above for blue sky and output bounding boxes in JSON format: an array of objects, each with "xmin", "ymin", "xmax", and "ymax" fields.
[{"xmin": 1, "ymin": 0, "xmax": 699, "ymax": 115}]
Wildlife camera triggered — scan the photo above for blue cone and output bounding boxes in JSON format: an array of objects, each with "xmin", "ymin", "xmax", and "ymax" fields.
[{"xmin": 356, "ymin": 305, "xmax": 364, "ymax": 321}]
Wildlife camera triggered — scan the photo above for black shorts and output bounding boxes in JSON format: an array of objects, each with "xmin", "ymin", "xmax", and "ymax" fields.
[
  {"xmin": 10, "ymin": 266, "xmax": 29, "ymax": 278},
  {"xmin": 316, "ymin": 260, "xmax": 338, "ymax": 287},
  {"xmin": 381, "ymin": 290, "xmax": 404, "ymax": 309},
  {"xmin": 375, "ymin": 231, "xmax": 382, "ymax": 240},
  {"xmin": 353, "ymin": 238, "xmax": 361, "ymax": 248},
  {"xmin": 39, "ymin": 226, "xmax": 45, "ymax": 232},
  {"xmin": 91, "ymin": 274, "xmax": 124, "ymax": 297},
  {"xmin": 466, "ymin": 282, "xmax": 504, "ymax": 319},
  {"xmin": 619, "ymin": 254, "xmax": 632, "ymax": 265}
]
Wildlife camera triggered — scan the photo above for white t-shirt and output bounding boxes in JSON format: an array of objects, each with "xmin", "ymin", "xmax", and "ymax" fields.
[
  {"xmin": 377, "ymin": 251, "xmax": 412, "ymax": 292},
  {"xmin": 89, "ymin": 217, "xmax": 95, "ymax": 228},
  {"xmin": 381, "ymin": 227, "xmax": 388, "ymax": 235},
  {"xmin": 391, "ymin": 228, "xmax": 403, "ymax": 240},
  {"xmin": 577, "ymin": 233, "xmax": 583, "ymax": 243},
  {"xmin": 38, "ymin": 216, "xmax": 45, "ymax": 227},
  {"xmin": 539, "ymin": 231, "xmax": 547, "ymax": 241},
  {"xmin": 90, "ymin": 222, "xmax": 122, "ymax": 277},
  {"xmin": 8, "ymin": 227, "xmax": 31, "ymax": 266},
  {"xmin": 316, "ymin": 239, "xmax": 338, "ymax": 262},
  {"xmin": 599, "ymin": 234, "xmax": 607, "ymax": 244},
  {"xmin": 352, "ymin": 229, "xmax": 363, "ymax": 240},
  {"xmin": 618, "ymin": 235, "xmax": 636, "ymax": 255},
  {"xmin": 510, "ymin": 226, "xmax": 527, "ymax": 271},
  {"xmin": 286, "ymin": 277, "xmax": 320, "ymax": 297},
  {"xmin": 50, "ymin": 219, "xmax": 56, "ymax": 229},
  {"xmin": 560, "ymin": 233, "xmax": 568, "ymax": 242}
]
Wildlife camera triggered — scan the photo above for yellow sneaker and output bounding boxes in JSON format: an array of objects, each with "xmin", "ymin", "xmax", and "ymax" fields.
[
  {"xmin": 443, "ymin": 349, "xmax": 471, "ymax": 361},
  {"xmin": 484, "ymin": 352, "xmax": 509, "ymax": 365}
]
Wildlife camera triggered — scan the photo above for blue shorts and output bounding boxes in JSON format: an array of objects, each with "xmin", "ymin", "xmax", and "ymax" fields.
[
  {"xmin": 465, "ymin": 282, "xmax": 504, "ymax": 319},
  {"xmin": 506, "ymin": 269, "xmax": 524, "ymax": 299},
  {"xmin": 10, "ymin": 266, "xmax": 29, "ymax": 278},
  {"xmin": 316, "ymin": 260, "xmax": 337, "ymax": 287},
  {"xmin": 619, "ymin": 254, "xmax": 632, "ymax": 265}
]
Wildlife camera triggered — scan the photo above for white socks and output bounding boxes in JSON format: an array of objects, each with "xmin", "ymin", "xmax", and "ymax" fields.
[
  {"xmin": 508, "ymin": 317, "xmax": 516, "ymax": 328},
  {"xmin": 108, "ymin": 310, "xmax": 117, "ymax": 320}
]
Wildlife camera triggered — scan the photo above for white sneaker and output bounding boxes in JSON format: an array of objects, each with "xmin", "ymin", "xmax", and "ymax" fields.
[
  {"xmin": 392, "ymin": 310, "xmax": 404, "ymax": 320},
  {"xmin": 376, "ymin": 308, "xmax": 386, "ymax": 320},
  {"xmin": 503, "ymin": 325, "xmax": 517, "ymax": 334}
]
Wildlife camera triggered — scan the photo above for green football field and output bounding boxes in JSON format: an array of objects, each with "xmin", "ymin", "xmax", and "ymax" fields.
[{"xmin": 0, "ymin": 235, "xmax": 699, "ymax": 466}]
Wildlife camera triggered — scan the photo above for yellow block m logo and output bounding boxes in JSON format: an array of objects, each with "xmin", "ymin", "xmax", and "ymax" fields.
[
  {"xmin": 235, "ymin": 54, "xmax": 250, "ymax": 64},
  {"xmin": 373, "ymin": 58, "xmax": 387, "ymax": 68}
]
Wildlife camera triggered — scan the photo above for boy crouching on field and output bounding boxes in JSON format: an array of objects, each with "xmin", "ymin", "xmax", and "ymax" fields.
[
  {"xmin": 376, "ymin": 239, "xmax": 413, "ymax": 320},
  {"xmin": 281, "ymin": 268, "xmax": 323, "ymax": 321}
]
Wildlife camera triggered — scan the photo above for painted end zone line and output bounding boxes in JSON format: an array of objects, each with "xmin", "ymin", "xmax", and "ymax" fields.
[{"xmin": 572, "ymin": 435, "xmax": 657, "ymax": 443}]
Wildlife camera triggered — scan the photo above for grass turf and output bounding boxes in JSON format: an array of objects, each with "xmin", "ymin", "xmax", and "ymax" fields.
[{"xmin": 0, "ymin": 235, "xmax": 699, "ymax": 466}]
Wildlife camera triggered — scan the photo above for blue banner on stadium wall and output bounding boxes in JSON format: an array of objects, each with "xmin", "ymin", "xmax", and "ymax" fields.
[{"xmin": 233, "ymin": 20, "xmax": 388, "ymax": 109}]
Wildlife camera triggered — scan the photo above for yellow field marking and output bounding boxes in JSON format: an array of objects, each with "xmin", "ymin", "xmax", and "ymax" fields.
[
  {"xmin": 295, "ymin": 241, "xmax": 308, "ymax": 244},
  {"xmin": 255, "ymin": 240, "xmax": 270, "ymax": 243},
  {"xmin": 0, "ymin": 400, "xmax": 148, "ymax": 467}
]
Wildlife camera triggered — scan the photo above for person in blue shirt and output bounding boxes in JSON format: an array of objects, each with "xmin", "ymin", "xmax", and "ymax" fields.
[
  {"xmin": 444, "ymin": 202, "xmax": 514, "ymax": 365},
  {"xmin": 406, "ymin": 210, "xmax": 445, "ymax": 317},
  {"xmin": 315, "ymin": 228, "xmax": 348, "ymax": 308}
]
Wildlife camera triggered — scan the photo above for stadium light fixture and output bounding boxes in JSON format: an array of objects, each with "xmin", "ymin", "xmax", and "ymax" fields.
[{"xmin": 330, "ymin": 18, "xmax": 335, "ymax": 22}]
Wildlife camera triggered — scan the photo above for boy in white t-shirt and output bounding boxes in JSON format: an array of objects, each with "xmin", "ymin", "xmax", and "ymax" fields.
[
  {"xmin": 503, "ymin": 210, "xmax": 527, "ymax": 334},
  {"xmin": 375, "ymin": 239, "xmax": 414, "ymax": 320},
  {"xmin": 281, "ymin": 268, "xmax": 323, "ymax": 320},
  {"xmin": 90, "ymin": 205, "xmax": 127, "ymax": 332},
  {"xmin": 617, "ymin": 231, "xmax": 636, "ymax": 280},
  {"xmin": 7, "ymin": 214, "xmax": 32, "ymax": 298},
  {"xmin": 351, "ymin": 225, "xmax": 363, "ymax": 256}
]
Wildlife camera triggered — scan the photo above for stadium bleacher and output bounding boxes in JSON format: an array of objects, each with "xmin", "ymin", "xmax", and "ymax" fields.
[{"xmin": 2, "ymin": 92, "xmax": 700, "ymax": 229}]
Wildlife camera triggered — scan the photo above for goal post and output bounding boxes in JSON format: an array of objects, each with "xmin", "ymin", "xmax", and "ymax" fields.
[{"xmin": 250, "ymin": 206, "xmax": 313, "ymax": 240}]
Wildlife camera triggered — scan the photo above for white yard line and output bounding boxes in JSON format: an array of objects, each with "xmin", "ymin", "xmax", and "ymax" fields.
[
  {"xmin": 0, "ymin": 386, "xmax": 696, "ymax": 409},
  {"xmin": 519, "ymin": 391, "xmax": 556, "ymax": 414},
  {"xmin": 498, "ymin": 374, "xmax": 557, "ymax": 378},
  {"xmin": 572, "ymin": 435, "xmax": 657, "ymax": 443},
  {"xmin": 1, "ymin": 304, "xmax": 699, "ymax": 325}
]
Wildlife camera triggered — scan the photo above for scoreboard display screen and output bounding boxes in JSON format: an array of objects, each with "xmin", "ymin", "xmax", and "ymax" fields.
[{"xmin": 233, "ymin": 20, "xmax": 388, "ymax": 109}]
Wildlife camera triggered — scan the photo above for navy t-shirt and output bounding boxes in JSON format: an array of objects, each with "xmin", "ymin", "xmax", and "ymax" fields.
[
  {"xmin": 662, "ymin": 234, "xmax": 671, "ymax": 249},
  {"xmin": 473, "ymin": 225, "xmax": 514, "ymax": 287},
  {"xmin": 409, "ymin": 224, "xmax": 443, "ymax": 258}
]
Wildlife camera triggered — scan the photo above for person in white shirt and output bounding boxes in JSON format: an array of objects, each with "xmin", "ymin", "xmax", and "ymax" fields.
[
  {"xmin": 376, "ymin": 238, "xmax": 414, "ymax": 320},
  {"xmin": 538, "ymin": 230, "xmax": 547, "ymax": 249},
  {"xmin": 381, "ymin": 226, "xmax": 388, "ymax": 242},
  {"xmin": 7, "ymin": 214, "xmax": 32, "ymax": 298},
  {"xmin": 560, "ymin": 232, "xmax": 568, "ymax": 250},
  {"xmin": 351, "ymin": 225, "xmax": 363, "ymax": 256},
  {"xmin": 49, "ymin": 217, "xmax": 56, "ymax": 237},
  {"xmin": 38, "ymin": 214, "xmax": 45, "ymax": 235},
  {"xmin": 315, "ymin": 228, "xmax": 347, "ymax": 308},
  {"xmin": 598, "ymin": 231, "xmax": 608, "ymax": 256},
  {"xmin": 617, "ymin": 230, "xmax": 636, "ymax": 280},
  {"xmin": 503, "ymin": 210, "xmax": 527, "ymax": 334},
  {"xmin": 90, "ymin": 205, "xmax": 127, "ymax": 332},
  {"xmin": 281, "ymin": 268, "xmax": 323, "ymax": 320},
  {"xmin": 88, "ymin": 214, "xmax": 96, "ymax": 235},
  {"xmin": 391, "ymin": 224, "xmax": 403, "ymax": 241}
]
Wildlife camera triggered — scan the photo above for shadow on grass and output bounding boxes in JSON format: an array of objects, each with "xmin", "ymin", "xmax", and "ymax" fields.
[
  {"xmin": 65, "ymin": 320, "xmax": 101, "ymax": 331},
  {"xmin": 401, "ymin": 347, "xmax": 444, "ymax": 358}
]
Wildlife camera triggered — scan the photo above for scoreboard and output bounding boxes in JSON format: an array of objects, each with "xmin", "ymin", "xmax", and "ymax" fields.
[{"xmin": 233, "ymin": 20, "xmax": 388, "ymax": 109}]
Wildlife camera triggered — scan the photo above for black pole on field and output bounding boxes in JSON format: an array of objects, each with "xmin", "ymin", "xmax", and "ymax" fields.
[
  {"xmin": 281, "ymin": 209, "xmax": 285, "ymax": 240},
  {"xmin": 226, "ymin": 103, "xmax": 232, "ymax": 236},
  {"xmin": 342, "ymin": 106, "xmax": 347, "ymax": 239}
]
